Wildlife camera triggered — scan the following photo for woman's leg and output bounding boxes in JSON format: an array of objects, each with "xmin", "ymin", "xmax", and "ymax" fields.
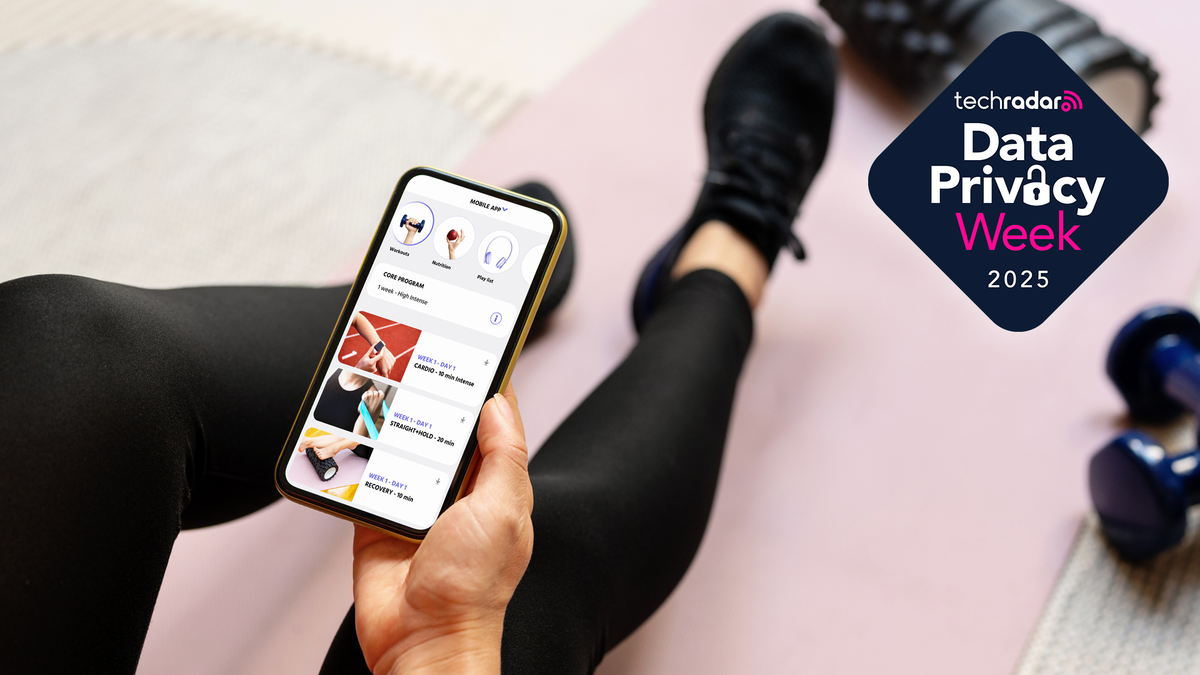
[
  {"xmin": 502, "ymin": 265, "xmax": 754, "ymax": 673},
  {"xmin": 494, "ymin": 16, "xmax": 836, "ymax": 667},
  {"xmin": 0, "ymin": 275, "xmax": 349, "ymax": 672}
]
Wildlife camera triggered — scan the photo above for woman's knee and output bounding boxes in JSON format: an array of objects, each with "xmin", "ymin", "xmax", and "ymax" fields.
[
  {"xmin": 0, "ymin": 274, "xmax": 193, "ymax": 429},
  {"xmin": 2, "ymin": 274, "xmax": 152, "ymax": 351},
  {"xmin": 0, "ymin": 275, "xmax": 197, "ymax": 513}
]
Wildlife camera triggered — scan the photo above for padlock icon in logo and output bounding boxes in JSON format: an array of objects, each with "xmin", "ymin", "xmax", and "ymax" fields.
[{"xmin": 1023, "ymin": 165, "xmax": 1050, "ymax": 206}]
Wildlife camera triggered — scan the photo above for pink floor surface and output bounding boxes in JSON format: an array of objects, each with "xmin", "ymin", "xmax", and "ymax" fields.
[{"xmin": 456, "ymin": 0, "xmax": 1200, "ymax": 672}]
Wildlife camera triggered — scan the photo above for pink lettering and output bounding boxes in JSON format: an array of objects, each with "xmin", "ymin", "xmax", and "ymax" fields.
[
  {"xmin": 1059, "ymin": 210, "xmax": 1080, "ymax": 250},
  {"xmin": 1003, "ymin": 224, "xmax": 1027, "ymax": 251},
  {"xmin": 1030, "ymin": 224, "xmax": 1054, "ymax": 251},
  {"xmin": 957, "ymin": 212, "xmax": 1005, "ymax": 251}
]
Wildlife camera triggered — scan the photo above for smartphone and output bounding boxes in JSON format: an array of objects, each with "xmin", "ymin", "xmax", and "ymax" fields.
[{"xmin": 275, "ymin": 167, "xmax": 567, "ymax": 540}]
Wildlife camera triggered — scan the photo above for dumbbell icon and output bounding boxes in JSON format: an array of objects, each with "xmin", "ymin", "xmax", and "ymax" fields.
[
  {"xmin": 1089, "ymin": 306, "xmax": 1200, "ymax": 560},
  {"xmin": 400, "ymin": 214, "xmax": 425, "ymax": 233}
]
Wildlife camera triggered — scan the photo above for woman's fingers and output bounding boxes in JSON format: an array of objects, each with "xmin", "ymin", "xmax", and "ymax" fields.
[
  {"xmin": 470, "ymin": 385, "xmax": 532, "ymax": 515},
  {"xmin": 351, "ymin": 524, "xmax": 418, "ymax": 583},
  {"xmin": 348, "ymin": 385, "xmax": 532, "ymax": 673},
  {"xmin": 499, "ymin": 384, "xmax": 523, "ymax": 432},
  {"xmin": 352, "ymin": 523, "xmax": 387, "ymax": 553},
  {"xmin": 379, "ymin": 349, "xmax": 396, "ymax": 379},
  {"xmin": 363, "ymin": 348, "xmax": 383, "ymax": 372}
]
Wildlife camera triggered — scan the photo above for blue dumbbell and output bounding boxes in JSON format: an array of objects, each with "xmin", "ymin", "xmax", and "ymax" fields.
[
  {"xmin": 1107, "ymin": 306, "xmax": 1200, "ymax": 424},
  {"xmin": 1089, "ymin": 431, "xmax": 1200, "ymax": 560},
  {"xmin": 400, "ymin": 214, "xmax": 425, "ymax": 233},
  {"xmin": 1092, "ymin": 305, "xmax": 1200, "ymax": 560}
]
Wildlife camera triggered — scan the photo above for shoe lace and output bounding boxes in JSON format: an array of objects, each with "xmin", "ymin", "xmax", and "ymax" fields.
[{"xmin": 705, "ymin": 114, "xmax": 815, "ymax": 259}]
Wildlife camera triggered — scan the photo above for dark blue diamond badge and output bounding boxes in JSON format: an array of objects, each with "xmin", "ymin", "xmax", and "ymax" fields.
[{"xmin": 869, "ymin": 32, "xmax": 1169, "ymax": 331}]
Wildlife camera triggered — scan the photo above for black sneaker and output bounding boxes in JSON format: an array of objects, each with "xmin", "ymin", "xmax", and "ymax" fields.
[
  {"xmin": 508, "ymin": 181, "xmax": 575, "ymax": 338},
  {"xmin": 632, "ymin": 13, "xmax": 836, "ymax": 332}
]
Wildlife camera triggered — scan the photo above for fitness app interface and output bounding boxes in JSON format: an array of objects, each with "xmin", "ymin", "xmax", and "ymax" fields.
[{"xmin": 284, "ymin": 175, "xmax": 553, "ymax": 530}]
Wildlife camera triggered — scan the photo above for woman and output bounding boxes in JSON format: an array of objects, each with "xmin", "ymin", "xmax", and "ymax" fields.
[{"xmin": 0, "ymin": 13, "xmax": 835, "ymax": 674}]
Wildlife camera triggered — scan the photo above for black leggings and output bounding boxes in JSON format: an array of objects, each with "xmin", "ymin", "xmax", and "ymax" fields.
[{"xmin": 0, "ymin": 269, "xmax": 753, "ymax": 674}]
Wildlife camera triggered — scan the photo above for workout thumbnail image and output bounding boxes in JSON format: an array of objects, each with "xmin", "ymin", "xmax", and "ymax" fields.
[
  {"xmin": 314, "ymin": 367, "xmax": 398, "ymax": 442},
  {"xmin": 286, "ymin": 427, "xmax": 372, "ymax": 501},
  {"xmin": 336, "ymin": 311, "xmax": 421, "ymax": 382},
  {"xmin": 394, "ymin": 200, "xmax": 434, "ymax": 246}
]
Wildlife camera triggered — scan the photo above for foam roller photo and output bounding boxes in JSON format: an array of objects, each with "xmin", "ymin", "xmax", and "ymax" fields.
[
  {"xmin": 820, "ymin": 0, "xmax": 1160, "ymax": 133},
  {"xmin": 306, "ymin": 447, "xmax": 338, "ymax": 481}
]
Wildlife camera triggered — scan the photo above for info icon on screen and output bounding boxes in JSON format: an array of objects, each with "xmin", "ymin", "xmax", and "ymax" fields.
[{"xmin": 868, "ymin": 32, "xmax": 1168, "ymax": 332}]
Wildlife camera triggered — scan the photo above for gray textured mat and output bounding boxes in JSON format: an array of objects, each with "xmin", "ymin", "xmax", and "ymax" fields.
[
  {"xmin": 0, "ymin": 38, "xmax": 483, "ymax": 288},
  {"xmin": 1016, "ymin": 512, "xmax": 1200, "ymax": 674}
]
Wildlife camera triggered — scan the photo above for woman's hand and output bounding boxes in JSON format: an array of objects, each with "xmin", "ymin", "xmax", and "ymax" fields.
[
  {"xmin": 378, "ymin": 347, "xmax": 397, "ymax": 380},
  {"xmin": 355, "ymin": 345, "xmax": 385, "ymax": 374},
  {"xmin": 351, "ymin": 385, "xmax": 534, "ymax": 675},
  {"xmin": 447, "ymin": 233, "xmax": 461, "ymax": 260},
  {"xmin": 361, "ymin": 389, "xmax": 384, "ymax": 418}
]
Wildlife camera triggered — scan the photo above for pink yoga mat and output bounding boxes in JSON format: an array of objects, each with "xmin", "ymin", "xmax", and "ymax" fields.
[{"xmin": 460, "ymin": 0, "xmax": 1199, "ymax": 673}]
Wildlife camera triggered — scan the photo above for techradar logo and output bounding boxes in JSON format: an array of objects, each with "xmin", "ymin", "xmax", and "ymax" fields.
[
  {"xmin": 869, "ymin": 32, "xmax": 1167, "ymax": 332},
  {"xmin": 953, "ymin": 89, "xmax": 1083, "ymax": 113}
]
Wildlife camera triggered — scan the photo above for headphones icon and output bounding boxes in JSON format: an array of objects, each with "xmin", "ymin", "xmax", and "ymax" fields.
[{"xmin": 484, "ymin": 236, "xmax": 514, "ymax": 269}]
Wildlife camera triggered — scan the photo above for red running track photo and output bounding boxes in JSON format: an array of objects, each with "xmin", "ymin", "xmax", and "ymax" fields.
[{"xmin": 335, "ymin": 310, "xmax": 421, "ymax": 383}]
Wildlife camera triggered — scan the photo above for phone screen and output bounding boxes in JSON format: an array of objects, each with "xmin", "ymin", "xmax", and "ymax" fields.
[{"xmin": 277, "ymin": 169, "xmax": 561, "ymax": 536}]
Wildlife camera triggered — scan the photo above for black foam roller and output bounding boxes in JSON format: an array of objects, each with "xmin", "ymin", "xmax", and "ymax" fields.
[
  {"xmin": 306, "ymin": 447, "xmax": 339, "ymax": 481},
  {"xmin": 820, "ymin": 0, "xmax": 1160, "ymax": 133}
]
